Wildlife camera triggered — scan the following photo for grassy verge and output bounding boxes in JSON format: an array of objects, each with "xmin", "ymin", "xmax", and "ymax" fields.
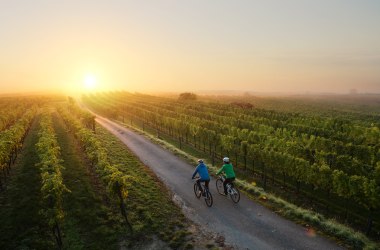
[
  {"xmin": 52, "ymin": 112, "xmax": 125, "ymax": 250},
  {"xmin": 114, "ymin": 119, "xmax": 379, "ymax": 250},
  {"xmin": 0, "ymin": 114, "xmax": 55, "ymax": 249},
  {"xmin": 94, "ymin": 124, "xmax": 194, "ymax": 249}
]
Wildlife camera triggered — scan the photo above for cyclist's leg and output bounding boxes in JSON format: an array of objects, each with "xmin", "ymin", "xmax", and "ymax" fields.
[
  {"xmin": 230, "ymin": 177, "xmax": 236, "ymax": 187},
  {"xmin": 200, "ymin": 180, "xmax": 207, "ymax": 196},
  {"xmin": 204, "ymin": 180, "xmax": 210, "ymax": 197},
  {"xmin": 197, "ymin": 179, "xmax": 203, "ymax": 192},
  {"xmin": 225, "ymin": 178, "xmax": 234, "ymax": 192},
  {"xmin": 223, "ymin": 179, "xmax": 228, "ymax": 194},
  {"xmin": 205, "ymin": 180, "xmax": 210, "ymax": 190}
]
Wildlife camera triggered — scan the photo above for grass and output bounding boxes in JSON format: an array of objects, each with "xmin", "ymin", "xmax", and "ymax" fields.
[
  {"xmin": 51, "ymin": 112, "xmax": 124, "ymax": 249},
  {"xmin": 114, "ymin": 117, "xmax": 380, "ymax": 250},
  {"xmin": 0, "ymin": 114, "xmax": 55, "ymax": 249},
  {"xmin": 94, "ymin": 123, "xmax": 193, "ymax": 248}
]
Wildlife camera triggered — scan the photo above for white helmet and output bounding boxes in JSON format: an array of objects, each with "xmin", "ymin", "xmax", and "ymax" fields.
[
  {"xmin": 223, "ymin": 157, "xmax": 230, "ymax": 163},
  {"xmin": 198, "ymin": 159, "xmax": 204, "ymax": 163}
]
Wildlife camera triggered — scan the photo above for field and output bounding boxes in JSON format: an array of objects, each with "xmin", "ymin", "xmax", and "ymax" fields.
[
  {"xmin": 0, "ymin": 96, "xmax": 199, "ymax": 249},
  {"xmin": 82, "ymin": 91, "xmax": 380, "ymax": 244},
  {"xmin": 1, "ymin": 93, "xmax": 379, "ymax": 249}
]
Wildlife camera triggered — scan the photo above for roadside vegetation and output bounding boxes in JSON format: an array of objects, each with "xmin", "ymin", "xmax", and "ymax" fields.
[{"xmin": 57, "ymin": 101, "xmax": 196, "ymax": 249}]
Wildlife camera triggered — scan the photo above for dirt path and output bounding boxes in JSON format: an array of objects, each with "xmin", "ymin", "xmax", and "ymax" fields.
[{"xmin": 95, "ymin": 115, "xmax": 344, "ymax": 250}]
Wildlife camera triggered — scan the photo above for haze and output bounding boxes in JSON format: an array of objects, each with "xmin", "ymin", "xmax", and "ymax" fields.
[{"xmin": 1, "ymin": 0, "xmax": 380, "ymax": 94}]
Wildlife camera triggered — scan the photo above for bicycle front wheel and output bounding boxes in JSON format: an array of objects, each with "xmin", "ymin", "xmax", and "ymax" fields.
[
  {"xmin": 194, "ymin": 183, "xmax": 201, "ymax": 198},
  {"xmin": 230, "ymin": 187, "xmax": 240, "ymax": 203},
  {"xmin": 204, "ymin": 190, "xmax": 213, "ymax": 207},
  {"xmin": 216, "ymin": 178, "xmax": 224, "ymax": 195}
]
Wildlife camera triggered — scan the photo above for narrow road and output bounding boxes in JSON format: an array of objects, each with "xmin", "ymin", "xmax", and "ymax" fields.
[{"xmin": 95, "ymin": 115, "xmax": 343, "ymax": 250}]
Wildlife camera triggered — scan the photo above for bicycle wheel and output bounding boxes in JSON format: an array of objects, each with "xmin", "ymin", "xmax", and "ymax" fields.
[
  {"xmin": 230, "ymin": 187, "xmax": 240, "ymax": 203},
  {"xmin": 194, "ymin": 183, "xmax": 201, "ymax": 198},
  {"xmin": 216, "ymin": 178, "xmax": 225, "ymax": 195},
  {"xmin": 204, "ymin": 190, "xmax": 213, "ymax": 207}
]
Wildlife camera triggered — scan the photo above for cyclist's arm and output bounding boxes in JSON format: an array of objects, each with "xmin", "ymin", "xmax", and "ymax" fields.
[
  {"xmin": 192, "ymin": 166, "xmax": 199, "ymax": 179},
  {"xmin": 216, "ymin": 166, "xmax": 224, "ymax": 175}
]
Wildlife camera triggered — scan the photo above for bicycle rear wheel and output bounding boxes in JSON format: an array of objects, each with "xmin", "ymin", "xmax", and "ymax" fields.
[
  {"xmin": 194, "ymin": 183, "xmax": 201, "ymax": 198},
  {"xmin": 230, "ymin": 187, "xmax": 240, "ymax": 203},
  {"xmin": 204, "ymin": 190, "xmax": 213, "ymax": 207},
  {"xmin": 216, "ymin": 178, "xmax": 224, "ymax": 195}
]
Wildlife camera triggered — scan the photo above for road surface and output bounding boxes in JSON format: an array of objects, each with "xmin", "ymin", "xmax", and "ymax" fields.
[{"xmin": 95, "ymin": 115, "xmax": 343, "ymax": 250}]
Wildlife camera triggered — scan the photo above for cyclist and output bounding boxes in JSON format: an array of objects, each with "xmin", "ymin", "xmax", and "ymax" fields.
[
  {"xmin": 216, "ymin": 157, "xmax": 236, "ymax": 195},
  {"xmin": 192, "ymin": 159, "xmax": 210, "ymax": 196}
]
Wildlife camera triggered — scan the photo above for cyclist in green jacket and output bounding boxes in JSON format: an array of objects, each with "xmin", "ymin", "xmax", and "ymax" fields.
[{"xmin": 216, "ymin": 157, "xmax": 236, "ymax": 195}]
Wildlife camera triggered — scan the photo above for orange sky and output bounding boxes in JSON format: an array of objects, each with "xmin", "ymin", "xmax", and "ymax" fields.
[{"xmin": 0, "ymin": 1, "xmax": 379, "ymax": 94}]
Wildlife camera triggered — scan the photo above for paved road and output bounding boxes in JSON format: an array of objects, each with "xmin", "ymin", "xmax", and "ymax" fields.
[{"xmin": 95, "ymin": 116, "xmax": 344, "ymax": 250}]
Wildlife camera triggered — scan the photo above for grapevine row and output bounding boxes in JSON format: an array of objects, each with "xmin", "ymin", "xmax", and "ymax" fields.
[
  {"xmin": 35, "ymin": 112, "xmax": 69, "ymax": 248},
  {"xmin": 85, "ymin": 93, "xmax": 378, "ymax": 177},
  {"xmin": 57, "ymin": 103, "xmax": 134, "ymax": 232},
  {"xmin": 0, "ymin": 107, "xmax": 36, "ymax": 189}
]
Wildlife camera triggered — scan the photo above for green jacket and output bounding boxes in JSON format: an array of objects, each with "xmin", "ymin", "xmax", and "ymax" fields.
[{"xmin": 216, "ymin": 163, "xmax": 235, "ymax": 178}]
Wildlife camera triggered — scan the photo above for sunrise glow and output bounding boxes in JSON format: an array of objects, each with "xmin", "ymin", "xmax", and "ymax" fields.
[
  {"xmin": 84, "ymin": 74, "xmax": 97, "ymax": 91},
  {"xmin": 0, "ymin": 1, "xmax": 379, "ymax": 94}
]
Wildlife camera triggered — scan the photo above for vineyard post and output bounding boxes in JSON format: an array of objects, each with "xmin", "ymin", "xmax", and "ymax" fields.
[
  {"xmin": 116, "ymin": 182, "xmax": 133, "ymax": 233},
  {"xmin": 241, "ymin": 141, "xmax": 248, "ymax": 170},
  {"xmin": 212, "ymin": 151, "xmax": 215, "ymax": 166},
  {"xmin": 252, "ymin": 158, "xmax": 255, "ymax": 176},
  {"xmin": 262, "ymin": 162, "xmax": 267, "ymax": 190},
  {"xmin": 203, "ymin": 131, "xmax": 206, "ymax": 153},
  {"xmin": 123, "ymin": 102, "xmax": 126, "ymax": 123},
  {"xmin": 92, "ymin": 118, "xmax": 96, "ymax": 133},
  {"xmin": 53, "ymin": 222, "xmax": 63, "ymax": 249},
  {"xmin": 366, "ymin": 208, "xmax": 373, "ymax": 235},
  {"xmin": 296, "ymin": 180, "xmax": 301, "ymax": 194},
  {"xmin": 0, "ymin": 168, "xmax": 3, "ymax": 190},
  {"xmin": 13, "ymin": 145, "xmax": 18, "ymax": 164}
]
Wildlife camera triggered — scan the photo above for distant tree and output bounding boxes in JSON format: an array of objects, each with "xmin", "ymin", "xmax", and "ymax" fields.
[
  {"xmin": 68, "ymin": 96, "xmax": 75, "ymax": 105},
  {"xmin": 178, "ymin": 92, "xmax": 197, "ymax": 101},
  {"xmin": 231, "ymin": 102, "xmax": 254, "ymax": 109},
  {"xmin": 349, "ymin": 88, "xmax": 358, "ymax": 95}
]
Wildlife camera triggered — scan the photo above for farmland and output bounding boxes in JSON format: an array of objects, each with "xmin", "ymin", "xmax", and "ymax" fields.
[
  {"xmin": 0, "ymin": 96, "xmax": 195, "ymax": 249},
  {"xmin": 83, "ymin": 91, "xmax": 380, "ymax": 244},
  {"xmin": 0, "ymin": 93, "xmax": 379, "ymax": 249}
]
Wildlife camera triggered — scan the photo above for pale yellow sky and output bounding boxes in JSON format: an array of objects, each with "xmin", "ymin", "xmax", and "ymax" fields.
[{"xmin": 1, "ymin": 1, "xmax": 379, "ymax": 94}]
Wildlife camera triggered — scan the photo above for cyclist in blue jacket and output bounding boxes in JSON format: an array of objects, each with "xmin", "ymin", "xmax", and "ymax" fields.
[{"xmin": 192, "ymin": 159, "xmax": 210, "ymax": 196}]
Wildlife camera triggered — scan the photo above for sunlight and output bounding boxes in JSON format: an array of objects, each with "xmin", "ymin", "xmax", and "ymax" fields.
[{"xmin": 84, "ymin": 74, "xmax": 97, "ymax": 90}]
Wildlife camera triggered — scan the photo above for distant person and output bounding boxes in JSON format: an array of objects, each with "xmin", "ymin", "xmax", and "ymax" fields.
[
  {"xmin": 192, "ymin": 159, "xmax": 210, "ymax": 196},
  {"xmin": 216, "ymin": 157, "xmax": 236, "ymax": 195}
]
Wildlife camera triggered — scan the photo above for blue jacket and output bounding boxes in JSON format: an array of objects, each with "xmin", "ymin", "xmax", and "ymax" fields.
[{"xmin": 192, "ymin": 163, "xmax": 210, "ymax": 181}]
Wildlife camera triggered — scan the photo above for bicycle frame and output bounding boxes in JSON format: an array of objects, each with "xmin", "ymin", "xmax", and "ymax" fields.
[{"xmin": 193, "ymin": 178, "xmax": 213, "ymax": 207}]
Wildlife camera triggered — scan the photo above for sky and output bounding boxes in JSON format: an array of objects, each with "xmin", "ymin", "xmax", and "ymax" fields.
[{"xmin": 0, "ymin": 0, "xmax": 379, "ymax": 94}]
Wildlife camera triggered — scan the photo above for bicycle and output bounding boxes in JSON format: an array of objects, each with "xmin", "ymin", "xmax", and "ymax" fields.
[
  {"xmin": 193, "ymin": 178, "xmax": 213, "ymax": 207},
  {"xmin": 216, "ymin": 175, "xmax": 240, "ymax": 203}
]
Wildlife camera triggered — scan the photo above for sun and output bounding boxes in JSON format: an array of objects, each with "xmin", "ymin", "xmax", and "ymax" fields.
[{"xmin": 84, "ymin": 74, "xmax": 97, "ymax": 90}]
